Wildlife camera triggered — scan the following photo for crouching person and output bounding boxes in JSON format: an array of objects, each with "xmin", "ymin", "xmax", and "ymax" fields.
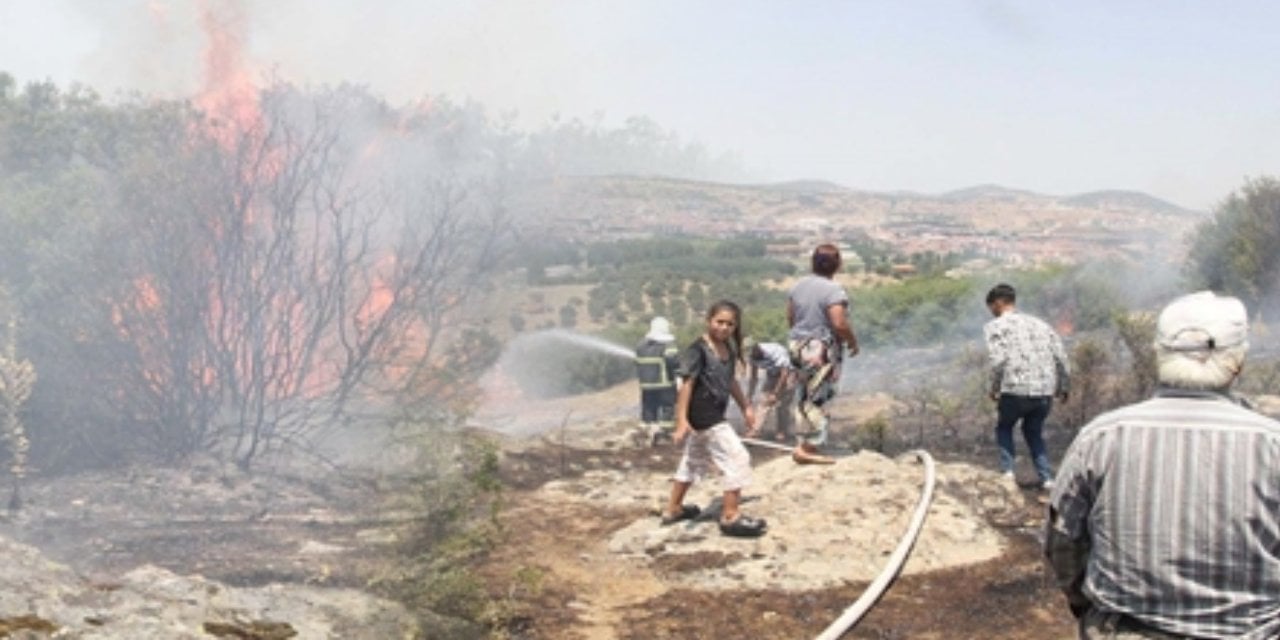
[
  {"xmin": 660, "ymin": 300, "xmax": 766, "ymax": 538},
  {"xmin": 1045, "ymin": 291, "xmax": 1280, "ymax": 638}
]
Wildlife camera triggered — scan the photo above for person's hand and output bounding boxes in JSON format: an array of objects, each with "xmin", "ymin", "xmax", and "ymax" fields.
[
  {"xmin": 674, "ymin": 422, "xmax": 691, "ymax": 445},
  {"xmin": 762, "ymin": 392, "xmax": 777, "ymax": 407},
  {"xmin": 1068, "ymin": 599, "xmax": 1091, "ymax": 620},
  {"xmin": 847, "ymin": 343, "xmax": 860, "ymax": 358},
  {"xmin": 1057, "ymin": 391, "xmax": 1070, "ymax": 403},
  {"xmin": 988, "ymin": 391, "xmax": 999, "ymax": 402}
]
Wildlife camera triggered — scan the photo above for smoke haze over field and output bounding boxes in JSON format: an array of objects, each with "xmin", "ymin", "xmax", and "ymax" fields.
[{"xmin": 4, "ymin": 1, "xmax": 1280, "ymax": 209}]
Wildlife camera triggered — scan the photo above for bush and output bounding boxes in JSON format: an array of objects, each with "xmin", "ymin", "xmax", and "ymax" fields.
[
  {"xmin": 1062, "ymin": 337, "xmax": 1112, "ymax": 430},
  {"xmin": 1113, "ymin": 311, "xmax": 1158, "ymax": 404}
]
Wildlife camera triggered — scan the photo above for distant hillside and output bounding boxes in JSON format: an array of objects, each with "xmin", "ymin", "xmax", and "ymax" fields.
[
  {"xmin": 1063, "ymin": 190, "xmax": 1200, "ymax": 215},
  {"xmin": 519, "ymin": 174, "xmax": 1204, "ymax": 266},
  {"xmin": 758, "ymin": 179, "xmax": 851, "ymax": 194},
  {"xmin": 940, "ymin": 184, "xmax": 1046, "ymax": 203}
]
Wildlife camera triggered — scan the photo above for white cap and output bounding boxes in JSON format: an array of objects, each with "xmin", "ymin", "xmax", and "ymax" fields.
[
  {"xmin": 1156, "ymin": 291, "xmax": 1248, "ymax": 353},
  {"xmin": 646, "ymin": 316, "xmax": 674, "ymax": 342}
]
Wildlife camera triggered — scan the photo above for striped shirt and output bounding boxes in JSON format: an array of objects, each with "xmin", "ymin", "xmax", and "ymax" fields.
[
  {"xmin": 983, "ymin": 310, "xmax": 1069, "ymax": 397},
  {"xmin": 1045, "ymin": 389, "xmax": 1280, "ymax": 639}
]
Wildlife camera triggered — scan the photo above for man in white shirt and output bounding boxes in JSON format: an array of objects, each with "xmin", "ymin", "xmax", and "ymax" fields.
[
  {"xmin": 983, "ymin": 283, "xmax": 1070, "ymax": 490},
  {"xmin": 747, "ymin": 341, "xmax": 795, "ymax": 442}
]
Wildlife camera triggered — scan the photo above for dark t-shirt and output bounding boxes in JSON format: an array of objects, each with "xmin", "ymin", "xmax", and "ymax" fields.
[{"xmin": 679, "ymin": 339, "xmax": 736, "ymax": 430}]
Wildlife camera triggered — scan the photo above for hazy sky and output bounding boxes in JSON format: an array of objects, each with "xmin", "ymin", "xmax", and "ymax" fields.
[{"xmin": 2, "ymin": 0, "xmax": 1278, "ymax": 210}]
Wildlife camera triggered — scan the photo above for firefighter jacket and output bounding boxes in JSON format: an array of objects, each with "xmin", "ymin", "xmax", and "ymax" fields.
[{"xmin": 635, "ymin": 339, "xmax": 679, "ymax": 390}]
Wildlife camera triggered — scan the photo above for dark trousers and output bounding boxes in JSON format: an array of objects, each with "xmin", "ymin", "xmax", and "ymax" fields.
[
  {"xmin": 995, "ymin": 394, "xmax": 1053, "ymax": 481},
  {"xmin": 641, "ymin": 387, "xmax": 676, "ymax": 425}
]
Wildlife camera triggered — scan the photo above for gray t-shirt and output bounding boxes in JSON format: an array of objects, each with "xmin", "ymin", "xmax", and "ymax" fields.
[{"xmin": 788, "ymin": 275, "xmax": 849, "ymax": 341}]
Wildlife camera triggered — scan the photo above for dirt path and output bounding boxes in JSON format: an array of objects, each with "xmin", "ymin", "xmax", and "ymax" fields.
[{"xmin": 488, "ymin": 499, "xmax": 666, "ymax": 640}]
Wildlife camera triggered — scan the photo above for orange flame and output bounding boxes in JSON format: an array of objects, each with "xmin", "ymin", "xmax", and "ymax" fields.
[
  {"xmin": 116, "ymin": 1, "xmax": 455, "ymax": 416},
  {"xmin": 195, "ymin": 0, "xmax": 259, "ymax": 147},
  {"xmin": 1055, "ymin": 316, "xmax": 1075, "ymax": 337}
]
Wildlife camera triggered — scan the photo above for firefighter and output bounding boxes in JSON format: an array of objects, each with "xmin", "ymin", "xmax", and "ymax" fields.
[{"xmin": 635, "ymin": 316, "xmax": 680, "ymax": 445}]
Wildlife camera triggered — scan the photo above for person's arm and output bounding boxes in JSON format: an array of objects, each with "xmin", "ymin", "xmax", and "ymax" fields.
[
  {"xmin": 1045, "ymin": 507, "xmax": 1092, "ymax": 618},
  {"xmin": 786, "ymin": 298, "xmax": 796, "ymax": 328},
  {"xmin": 730, "ymin": 376, "xmax": 757, "ymax": 435},
  {"xmin": 771, "ymin": 368, "xmax": 791, "ymax": 398},
  {"xmin": 673, "ymin": 376, "xmax": 695, "ymax": 444},
  {"xmin": 747, "ymin": 364, "xmax": 760, "ymax": 402},
  {"xmin": 667, "ymin": 355, "xmax": 683, "ymax": 387},
  {"xmin": 1043, "ymin": 442, "xmax": 1095, "ymax": 618},
  {"xmin": 1051, "ymin": 331, "xmax": 1071, "ymax": 401},
  {"xmin": 778, "ymin": 369, "xmax": 796, "ymax": 395},
  {"xmin": 673, "ymin": 345, "xmax": 701, "ymax": 444},
  {"xmin": 984, "ymin": 323, "xmax": 1006, "ymax": 401},
  {"xmin": 827, "ymin": 303, "xmax": 859, "ymax": 356}
]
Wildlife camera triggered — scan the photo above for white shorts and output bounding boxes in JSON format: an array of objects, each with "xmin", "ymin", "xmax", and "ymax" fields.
[{"xmin": 673, "ymin": 422, "xmax": 752, "ymax": 491}]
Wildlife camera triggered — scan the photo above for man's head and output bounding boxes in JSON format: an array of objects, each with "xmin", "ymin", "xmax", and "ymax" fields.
[
  {"xmin": 811, "ymin": 244, "xmax": 842, "ymax": 277},
  {"xmin": 1155, "ymin": 291, "xmax": 1249, "ymax": 391},
  {"xmin": 986, "ymin": 283, "xmax": 1017, "ymax": 317}
]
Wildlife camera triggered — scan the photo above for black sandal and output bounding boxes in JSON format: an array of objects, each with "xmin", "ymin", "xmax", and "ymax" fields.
[
  {"xmin": 660, "ymin": 504, "xmax": 701, "ymax": 526},
  {"xmin": 719, "ymin": 516, "xmax": 768, "ymax": 537}
]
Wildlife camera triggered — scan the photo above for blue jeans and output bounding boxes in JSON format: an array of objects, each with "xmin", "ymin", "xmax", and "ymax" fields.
[{"xmin": 995, "ymin": 394, "xmax": 1054, "ymax": 481}]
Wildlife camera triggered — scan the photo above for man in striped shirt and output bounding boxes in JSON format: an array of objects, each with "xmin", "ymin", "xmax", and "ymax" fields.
[
  {"xmin": 1045, "ymin": 291, "xmax": 1280, "ymax": 639},
  {"xmin": 983, "ymin": 283, "xmax": 1070, "ymax": 489}
]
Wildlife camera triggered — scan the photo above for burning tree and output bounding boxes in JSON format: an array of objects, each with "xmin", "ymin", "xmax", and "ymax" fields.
[{"xmin": 98, "ymin": 84, "xmax": 507, "ymax": 468}]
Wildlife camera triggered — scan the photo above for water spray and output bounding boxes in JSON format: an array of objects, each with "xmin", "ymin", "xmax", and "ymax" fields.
[{"xmin": 529, "ymin": 328, "xmax": 634, "ymax": 359}]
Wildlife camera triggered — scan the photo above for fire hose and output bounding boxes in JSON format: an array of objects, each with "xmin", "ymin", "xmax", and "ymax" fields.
[
  {"xmin": 739, "ymin": 436, "xmax": 795, "ymax": 452},
  {"xmin": 813, "ymin": 449, "xmax": 937, "ymax": 640}
]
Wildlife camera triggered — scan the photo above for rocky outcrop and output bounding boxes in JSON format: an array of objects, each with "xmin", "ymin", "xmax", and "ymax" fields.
[
  {"xmin": 0, "ymin": 535, "xmax": 421, "ymax": 639},
  {"xmin": 538, "ymin": 450, "xmax": 1011, "ymax": 592}
]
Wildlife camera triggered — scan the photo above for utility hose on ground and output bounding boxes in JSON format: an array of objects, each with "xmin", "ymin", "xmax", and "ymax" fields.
[{"xmin": 814, "ymin": 449, "xmax": 937, "ymax": 640}]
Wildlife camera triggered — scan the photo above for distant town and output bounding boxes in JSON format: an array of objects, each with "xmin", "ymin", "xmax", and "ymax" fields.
[{"xmin": 521, "ymin": 176, "xmax": 1203, "ymax": 271}]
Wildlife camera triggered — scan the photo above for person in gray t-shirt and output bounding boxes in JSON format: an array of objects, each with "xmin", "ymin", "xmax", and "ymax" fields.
[
  {"xmin": 785, "ymin": 243, "xmax": 860, "ymax": 464},
  {"xmin": 789, "ymin": 276, "xmax": 849, "ymax": 342}
]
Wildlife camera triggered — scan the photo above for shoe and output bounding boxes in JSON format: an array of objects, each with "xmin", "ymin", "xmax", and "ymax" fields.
[
  {"xmin": 791, "ymin": 449, "xmax": 835, "ymax": 465},
  {"xmin": 1001, "ymin": 471, "xmax": 1017, "ymax": 487},
  {"xmin": 660, "ymin": 504, "xmax": 700, "ymax": 526},
  {"xmin": 719, "ymin": 515, "xmax": 768, "ymax": 538},
  {"xmin": 1040, "ymin": 479, "xmax": 1055, "ymax": 491}
]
